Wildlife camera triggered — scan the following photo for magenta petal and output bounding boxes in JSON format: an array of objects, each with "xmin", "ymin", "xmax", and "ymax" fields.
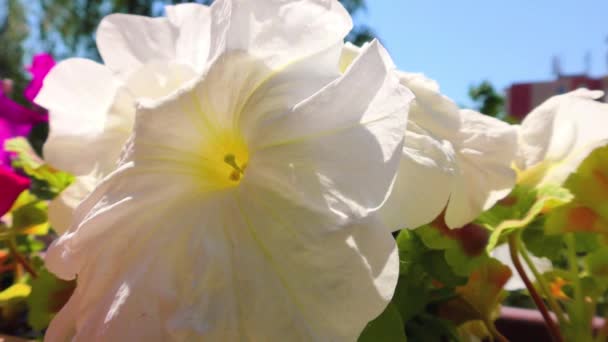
[
  {"xmin": 0, "ymin": 92, "xmax": 46, "ymax": 124},
  {"xmin": 25, "ymin": 54, "xmax": 56, "ymax": 102},
  {"xmin": 0, "ymin": 166, "xmax": 30, "ymax": 217},
  {"xmin": 0, "ymin": 118, "xmax": 13, "ymax": 167}
]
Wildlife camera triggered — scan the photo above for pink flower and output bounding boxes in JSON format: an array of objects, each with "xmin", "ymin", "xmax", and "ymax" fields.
[
  {"xmin": 0, "ymin": 54, "xmax": 54, "ymax": 167},
  {"xmin": 0, "ymin": 88, "xmax": 46, "ymax": 167},
  {"xmin": 0, "ymin": 166, "xmax": 30, "ymax": 218},
  {"xmin": 24, "ymin": 53, "xmax": 56, "ymax": 102}
]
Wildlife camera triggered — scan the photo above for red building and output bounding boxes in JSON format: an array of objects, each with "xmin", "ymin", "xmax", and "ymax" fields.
[{"xmin": 506, "ymin": 74, "xmax": 608, "ymax": 120}]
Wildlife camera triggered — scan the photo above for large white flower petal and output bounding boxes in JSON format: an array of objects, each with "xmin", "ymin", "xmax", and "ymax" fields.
[
  {"xmin": 46, "ymin": 166, "xmax": 398, "ymax": 341},
  {"xmin": 125, "ymin": 62, "xmax": 197, "ymax": 101},
  {"xmin": 45, "ymin": 165, "xmax": 192, "ymax": 280},
  {"xmin": 517, "ymin": 89, "xmax": 608, "ymax": 186},
  {"xmin": 251, "ymin": 41, "xmax": 412, "ymax": 219},
  {"xmin": 165, "ymin": 3, "xmax": 212, "ymax": 73},
  {"xmin": 374, "ymin": 72, "xmax": 461, "ymax": 230},
  {"xmin": 127, "ymin": 44, "xmax": 341, "ymax": 194},
  {"xmin": 48, "ymin": 175, "xmax": 98, "ymax": 235},
  {"xmin": 517, "ymin": 89, "xmax": 604, "ymax": 169},
  {"xmin": 339, "ymin": 41, "xmax": 368, "ymax": 73},
  {"xmin": 399, "ymin": 72, "xmax": 460, "ymax": 136},
  {"xmin": 445, "ymin": 109, "xmax": 518, "ymax": 228},
  {"xmin": 379, "ymin": 125, "xmax": 457, "ymax": 231},
  {"xmin": 375, "ymin": 71, "xmax": 459, "ymax": 231},
  {"xmin": 210, "ymin": 0, "xmax": 352, "ymax": 69},
  {"xmin": 35, "ymin": 58, "xmax": 134, "ymax": 175},
  {"xmin": 44, "ymin": 4, "xmax": 405, "ymax": 340},
  {"xmin": 96, "ymin": 14, "xmax": 178, "ymax": 79}
]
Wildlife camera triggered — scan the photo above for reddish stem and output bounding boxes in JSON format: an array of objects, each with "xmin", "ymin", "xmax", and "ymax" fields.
[
  {"xmin": 8, "ymin": 239, "xmax": 38, "ymax": 279},
  {"xmin": 508, "ymin": 233, "xmax": 563, "ymax": 342}
]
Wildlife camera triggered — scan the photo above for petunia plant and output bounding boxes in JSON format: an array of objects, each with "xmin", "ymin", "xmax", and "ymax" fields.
[{"xmin": 2, "ymin": 1, "xmax": 608, "ymax": 342}]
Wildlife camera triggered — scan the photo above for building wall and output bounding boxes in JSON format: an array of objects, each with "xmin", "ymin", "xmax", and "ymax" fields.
[{"xmin": 507, "ymin": 75, "xmax": 606, "ymax": 120}]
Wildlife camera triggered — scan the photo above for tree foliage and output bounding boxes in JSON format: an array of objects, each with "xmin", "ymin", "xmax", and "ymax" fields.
[
  {"xmin": 0, "ymin": 0, "xmax": 29, "ymax": 100},
  {"xmin": 468, "ymin": 80, "xmax": 505, "ymax": 119}
]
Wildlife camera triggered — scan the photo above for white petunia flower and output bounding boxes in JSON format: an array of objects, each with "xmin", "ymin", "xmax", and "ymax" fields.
[
  {"xmin": 36, "ymin": 4, "xmax": 212, "ymax": 234},
  {"xmin": 43, "ymin": 1, "xmax": 413, "ymax": 340},
  {"xmin": 341, "ymin": 44, "xmax": 518, "ymax": 229},
  {"xmin": 516, "ymin": 88, "xmax": 608, "ymax": 187}
]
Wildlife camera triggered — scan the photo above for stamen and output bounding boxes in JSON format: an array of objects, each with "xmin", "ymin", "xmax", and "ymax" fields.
[
  {"xmin": 224, "ymin": 154, "xmax": 245, "ymax": 181},
  {"xmin": 229, "ymin": 170, "xmax": 241, "ymax": 182}
]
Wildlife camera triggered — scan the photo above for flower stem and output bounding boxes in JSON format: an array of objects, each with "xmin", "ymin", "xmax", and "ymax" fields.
[
  {"xmin": 565, "ymin": 233, "xmax": 591, "ymax": 341},
  {"xmin": 485, "ymin": 319, "xmax": 509, "ymax": 342},
  {"xmin": 518, "ymin": 238, "xmax": 568, "ymax": 326},
  {"xmin": 508, "ymin": 232, "xmax": 563, "ymax": 342},
  {"xmin": 7, "ymin": 238, "xmax": 37, "ymax": 278}
]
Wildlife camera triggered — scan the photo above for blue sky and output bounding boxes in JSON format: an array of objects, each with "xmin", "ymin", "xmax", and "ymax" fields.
[{"xmin": 360, "ymin": 0, "xmax": 608, "ymax": 105}]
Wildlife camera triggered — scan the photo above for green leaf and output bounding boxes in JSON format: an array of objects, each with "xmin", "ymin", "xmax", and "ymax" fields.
[
  {"xmin": 545, "ymin": 203, "xmax": 608, "ymax": 237},
  {"xmin": 574, "ymin": 232, "xmax": 602, "ymax": 254},
  {"xmin": 405, "ymin": 314, "xmax": 460, "ymax": 342},
  {"xmin": 396, "ymin": 230, "xmax": 428, "ymax": 272},
  {"xmin": 15, "ymin": 235, "xmax": 46, "ymax": 254},
  {"xmin": 0, "ymin": 283, "xmax": 31, "ymax": 305},
  {"xmin": 27, "ymin": 268, "xmax": 76, "ymax": 330},
  {"xmin": 414, "ymin": 225, "xmax": 489, "ymax": 279},
  {"xmin": 563, "ymin": 144, "xmax": 608, "ymax": 220},
  {"xmin": 394, "ymin": 231, "xmax": 433, "ymax": 321},
  {"xmin": 486, "ymin": 184, "xmax": 573, "ymax": 251},
  {"xmin": 444, "ymin": 248, "xmax": 489, "ymax": 278},
  {"xmin": 393, "ymin": 272, "xmax": 431, "ymax": 322},
  {"xmin": 586, "ymin": 249, "xmax": 608, "ymax": 280},
  {"xmin": 0, "ymin": 283, "xmax": 31, "ymax": 321},
  {"xmin": 544, "ymin": 145, "xmax": 608, "ymax": 240},
  {"xmin": 422, "ymin": 251, "xmax": 468, "ymax": 286},
  {"xmin": 415, "ymin": 225, "xmax": 458, "ymax": 251},
  {"xmin": 358, "ymin": 303, "xmax": 406, "ymax": 342},
  {"xmin": 476, "ymin": 185, "xmax": 537, "ymax": 228},
  {"xmin": 10, "ymin": 197, "xmax": 49, "ymax": 236},
  {"xmin": 521, "ymin": 219, "xmax": 564, "ymax": 262},
  {"xmin": 434, "ymin": 256, "xmax": 512, "ymax": 341},
  {"xmin": 579, "ymin": 275, "xmax": 608, "ymax": 301},
  {"xmin": 5, "ymin": 137, "xmax": 74, "ymax": 195},
  {"xmin": 443, "ymin": 257, "xmax": 512, "ymax": 324}
]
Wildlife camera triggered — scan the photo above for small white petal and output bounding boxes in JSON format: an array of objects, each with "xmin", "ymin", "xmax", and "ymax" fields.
[
  {"xmin": 517, "ymin": 89, "xmax": 608, "ymax": 186},
  {"xmin": 379, "ymin": 125, "xmax": 456, "ymax": 230},
  {"xmin": 398, "ymin": 71, "xmax": 441, "ymax": 94},
  {"xmin": 125, "ymin": 62, "xmax": 197, "ymax": 101},
  {"xmin": 165, "ymin": 3, "xmax": 212, "ymax": 73},
  {"xmin": 96, "ymin": 14, "xmax": 178, "ymax": 79},
  {"xmin": 35, "ymin": 58, "xmax": 134, "ymax": 175},
  {"xmin": 445, "ymin": 109, "xmax": 518, "ymax": 228},
  {"xmin": 339, "ymin": 42, "xmax": 369, "ymax": 73},
  {"xmin": 209, "ymin": 0, "xmax": 352, "ymax": 69},
  {"xmin": 48, "ymin": 175, "xmax": 98, "ymax": 234}
]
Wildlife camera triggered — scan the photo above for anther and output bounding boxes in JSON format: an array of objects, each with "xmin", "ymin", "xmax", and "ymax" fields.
[
  {"xmin": 229, "ymin": 170, "xmax": 241, "ymax": 182},
  {"xmin": 224, "ymin": 154, "xmax": 245, "ymax": 181}
]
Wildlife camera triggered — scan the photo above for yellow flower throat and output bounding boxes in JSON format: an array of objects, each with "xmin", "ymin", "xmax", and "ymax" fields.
[
  {"xmin": 197, "ymin": 130, "xmax": 249, "ymax": 190},
  {"xmin": 224, "ymin": 153, "xmax": 247, "ymax": 182}
]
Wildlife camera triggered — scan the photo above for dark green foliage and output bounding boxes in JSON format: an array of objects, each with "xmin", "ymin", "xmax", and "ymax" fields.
[
  {"xmin": 358, "ymin": 303, "xmax": 407, "ymax": 342},
  {"xmin": 0, "ymin": 0, "xmax": 28, "ymax": 100},
  {"xmin": 468, "ymin": 80, "xmax": 505, "ymax": 118}
]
